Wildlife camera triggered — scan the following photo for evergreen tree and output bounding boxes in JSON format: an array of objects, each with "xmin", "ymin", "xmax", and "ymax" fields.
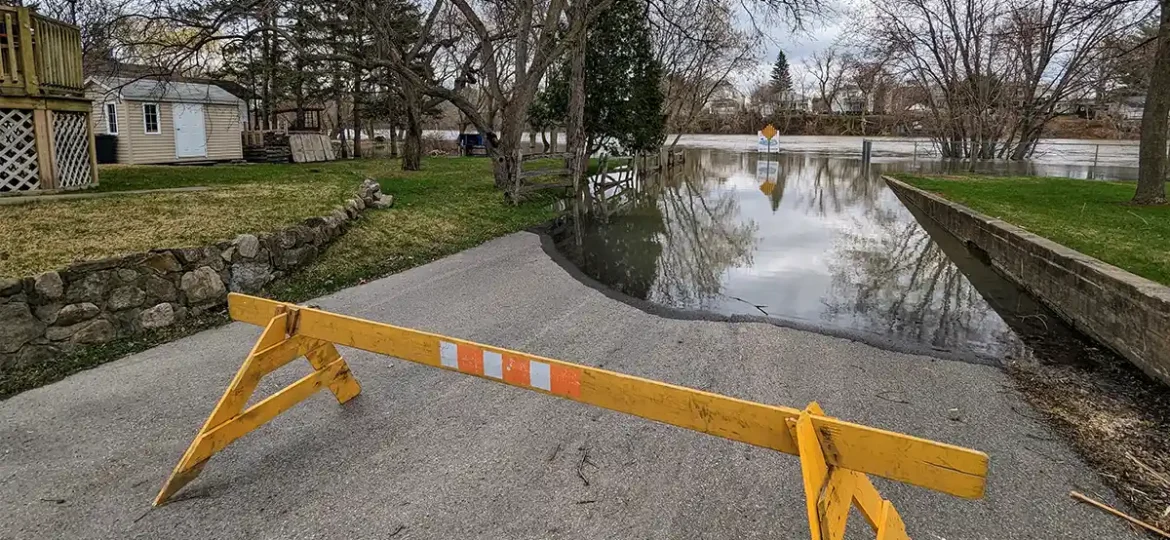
[
  {"xmin": 770, "ymin": 51, "xmax": 793, "ymax": 96},
  {"xmin": 531, "ymin": 0, "xmax": 665, "ymax": 154}
]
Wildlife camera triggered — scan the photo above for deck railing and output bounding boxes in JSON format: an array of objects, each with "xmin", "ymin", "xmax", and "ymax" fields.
[{"xmin": 0, "ymin": 6, "xmax": 83, "ymax": 97}]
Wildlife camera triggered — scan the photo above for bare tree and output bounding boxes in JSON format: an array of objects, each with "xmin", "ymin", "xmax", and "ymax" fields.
[
  {"xmin": 805, "ymin": 47, "xmax": 845, "ymax": 113},
  {"xmin": 650, "ymin": 0, "xmax": 755, "ymax": 146},
  {"xmin": 863, "ymin": 0, "xmax": 1130, "ymax": 159}
]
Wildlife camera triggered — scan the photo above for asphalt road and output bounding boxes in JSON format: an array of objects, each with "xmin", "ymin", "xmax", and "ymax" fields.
[{"xmin": 0, "ymin": 232, "xmax": 1142, "ymax": 539}]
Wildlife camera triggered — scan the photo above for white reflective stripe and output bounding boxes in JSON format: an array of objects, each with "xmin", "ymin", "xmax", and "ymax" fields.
[
  {"xmin": 530, "ymin": 361, "xmax": 551, "ymax": 391},
  {"xmin": 439, "ymin": 341, "xmax": 458, "ymax": 369},
  {"xmin": 483, "ymin": 350, "xmax": 503, "ymax": 379}
]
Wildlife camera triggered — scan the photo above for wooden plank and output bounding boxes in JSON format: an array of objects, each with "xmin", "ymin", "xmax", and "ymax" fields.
[
  {"xmin": 520, "ymin": 152, "xmax": 572, "ymax": 162},
  {"xmin": 32, "ymin": 109, "xmax": 54, "ymax": 189},
  {"xmin": 190, "ymin": 357, "xmax": 349, "ymax": 463},
  {"xmin": 850, "ymin": 471, "xmax": 886, "ymax": 531},
  {"xmin": 225, "ymin": 294, "xmax": 989, "ymax": 499},
  {"xmin": 305, "ymin": 342, "xmax": 362, "ymax": 403},
  {"xmin": 288, "ymin": 135, "xmax": 303, "ymax": 162},
  {"xmin": 792, "ymin": 409, "xmax": 829, "ymax": 540},
  {"xmin": 0, "ymin": 95, "xmax": 91, "ymax": 111},
  {"xmin": 817, "ymin": 469, "xmax": 857, "ymax": 540},
  {"xmin": 322, "ymin": 134, "xmax": 336, "ymax": 160},
  {"xmin": 16, "ymin": 7, "xmax": 36, "ymax": 95},
  {"xmin": 520, "ymin": 168, "xmax": 570, "ymax": 179},
  {"xmin": 85, "ymin": 110, "xmax": 97, "ymax": 186},
  {"xmin": 876, "ymin": 501, "xmax": 909, "ymax": 540},
  {"xmin": 4, "ymin": 14, "xmax": 17, "ymax": 84},
  {"xmin": 250, "ymin": 334, "xmax": 322, "ymax": 375},
  {"xmin": 153, "ymin": 313, "xmax": 290, "ymax": 506}
]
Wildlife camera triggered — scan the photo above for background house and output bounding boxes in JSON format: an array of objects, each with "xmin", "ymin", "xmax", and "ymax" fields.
[
  {"xmin": 705, "ymin": 82, "xmax": 746, "ymax": 116},
  {"xmin": 86, "ymin": 76, "xmax": 247, "ymax": 164}
]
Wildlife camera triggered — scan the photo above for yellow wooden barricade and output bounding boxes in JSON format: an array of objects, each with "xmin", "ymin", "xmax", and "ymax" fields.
[{"xmin": 155, "ymin": 293, "xmax": 989, "ymax": 539}]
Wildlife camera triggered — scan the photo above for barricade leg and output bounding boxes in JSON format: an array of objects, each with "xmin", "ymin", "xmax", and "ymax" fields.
[
  {"xmin": 153, "ymin": 309, "xmax": 361, "ymax": 506},
  {"xmin": 789, "ymin": 403, "xmax": 912, "ymax": 540}
]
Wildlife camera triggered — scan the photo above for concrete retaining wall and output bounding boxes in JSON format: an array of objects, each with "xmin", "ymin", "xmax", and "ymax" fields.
[
  {"xmin": 0, "ymin": 179, "xmax": 391, "ymax": 372},
  {"xmin": 885, "ymin": 176, "xmax": 1170, "ymax": 386}
]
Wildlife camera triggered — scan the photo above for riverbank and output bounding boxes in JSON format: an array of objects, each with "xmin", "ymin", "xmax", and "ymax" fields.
[{"xmin": 890, "ymin": 173, "xmax": 1170, "ymax": 532}]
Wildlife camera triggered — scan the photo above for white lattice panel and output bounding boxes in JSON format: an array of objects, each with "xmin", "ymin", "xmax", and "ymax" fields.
[
  {"xmin": 53, "ymin": 111, "xmax": 92, "ymax": 189},
  {"xmin": 0, "ymin": 108, "xmax": 39, "ymax": 192}
]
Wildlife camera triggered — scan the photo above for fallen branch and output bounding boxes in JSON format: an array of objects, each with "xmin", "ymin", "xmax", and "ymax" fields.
[
  {"xmin": 876, "ymin": 391, "xmax": 910, "ymax": 405},
  {"xmin": 1069, "ymin": 491, "xmax": 1170, "ymax": 538}
]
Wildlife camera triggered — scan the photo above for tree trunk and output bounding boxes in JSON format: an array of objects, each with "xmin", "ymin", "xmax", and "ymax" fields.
[
  {"xmin": 565, "ymin": 6, "xmax": 588, "ymax": 187},
  {"xmin": 389, "ymin": 120, "xmax": 398, "ymax": 157},
  {"xmin": 334, "ymin": 72, "xmax": 349, "ymax": 159},
  {"xmin": 261, "ymin": 11, "xmax": 273, "ymax": 131},
  {"xmin": 403, "ymin": 87, "xmax": 423, "ymax": 171},
  {"xmin": 1135, "ymin": 0, "xmax": 1170, "ymax": 205},
  {"xmin": 352, "ymin": 64, "xmax": 363, "ymax": 159}
]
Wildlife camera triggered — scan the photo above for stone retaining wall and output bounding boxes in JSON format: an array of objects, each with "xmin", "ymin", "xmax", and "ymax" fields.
[
  {"xmin": 0, "ymin": 179, "xmax": 391, "ymax": 370},
  {"xmin": 885, "ymin": 176, "xmax": 1170, "ymax": 386}
]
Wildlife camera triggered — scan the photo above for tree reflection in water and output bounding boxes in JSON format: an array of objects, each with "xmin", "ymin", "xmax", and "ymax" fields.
[
  {"xmin": 651, "ymin": 168, "xmax": 757, "ymax": 308},
  {"xmin": 555, "ymin": 148, "xmax": 1028, "ymax": 358},
  {"xmin": 558, "ymin": 154, "xmax": 757, "ymax": 309},
  {"xmin": 824, "ymin": 205, "xmax": 1019, "ymax": 356}
]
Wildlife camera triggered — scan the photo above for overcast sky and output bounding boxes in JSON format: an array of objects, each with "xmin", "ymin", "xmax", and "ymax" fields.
[{"xmin": 732, "ymin": 4, "xmax": 849, "ymax": 92}]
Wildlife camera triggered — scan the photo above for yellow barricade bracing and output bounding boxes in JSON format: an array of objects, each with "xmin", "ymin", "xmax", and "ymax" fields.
[{"xmin": 155, "ymin": 293, "xmax": 989, "ymax": 539}]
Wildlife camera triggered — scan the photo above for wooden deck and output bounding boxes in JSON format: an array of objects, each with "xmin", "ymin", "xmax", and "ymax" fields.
[
  {"xmin": 0, "ymin": 6, "xmax": 84, "ymax": 100},
  {"xmin": 0, "ymin": 6, "xmax": 94, "ymax": 194}
]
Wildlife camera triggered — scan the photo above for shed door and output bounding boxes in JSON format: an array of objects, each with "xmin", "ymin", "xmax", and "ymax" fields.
[{"xmin": 173, "ymin": 103, "xmax": 208, "ymax": 158}]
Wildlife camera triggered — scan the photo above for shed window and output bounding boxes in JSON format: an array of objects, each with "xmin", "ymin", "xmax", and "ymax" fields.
[
  {"xmin": 104, "ymin": 102, "xmax": 118, "ymax": 135},
  {"xmin": 143, "ymin": 103, "xmax": 160, "ymax": 134}
]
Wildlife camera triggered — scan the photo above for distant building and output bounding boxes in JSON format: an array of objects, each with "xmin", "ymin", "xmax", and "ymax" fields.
[
  {"xmin": 1111, "ymin": 96, "xmax": 1145, "ymax": 121},
  {"xmin": 836, "ymin": 86, "xmax": 869, "ymax": 114},
  {"xmin": 705, "ymin": 82, "xmax": 746, "ymax": 116},
  {"xmin": 777, "ymin": 93, "xmax": 812, "ymax": 112}
]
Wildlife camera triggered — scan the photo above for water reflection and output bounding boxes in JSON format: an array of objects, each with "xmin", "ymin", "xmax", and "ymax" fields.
[{"xmin": 554, "ymin": 149, "xmax": 1049, "ymax": 359}]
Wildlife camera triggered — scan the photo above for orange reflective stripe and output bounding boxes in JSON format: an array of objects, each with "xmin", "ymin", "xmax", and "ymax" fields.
[
  {"xmin": 457, "ymin": 343, "xmax": 484, "ymax": 376},
  {"xmin": 549, "ymin": 364, "xmax": 581, "ymax": 398},
  {"xmin": 503, "ymin": 354, "xmax": 530, "ymax": 386}
]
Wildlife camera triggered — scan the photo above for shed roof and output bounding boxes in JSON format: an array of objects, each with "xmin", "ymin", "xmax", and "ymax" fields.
[{"xmin": 87, "ymin": 76, "xmax": 242, "ymax": 105}]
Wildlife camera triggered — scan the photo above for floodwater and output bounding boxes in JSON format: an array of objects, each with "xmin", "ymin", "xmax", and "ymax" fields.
[
  {"xmin": 552, "ymin": 148, "xmax": 1115, "ymax": 364},
  {"xmin": 672, "ymin": 135, "xmax": 1141, "ymax": 180}
]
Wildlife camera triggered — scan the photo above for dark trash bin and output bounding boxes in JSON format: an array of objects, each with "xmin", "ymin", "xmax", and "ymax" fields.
[{"xmin": 95, "ymin": 134, "xmax": 118, "ymax": 164}]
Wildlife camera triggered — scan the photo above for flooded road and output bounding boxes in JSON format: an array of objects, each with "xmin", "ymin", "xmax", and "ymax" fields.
[{"xmin": 553, "ymin": 149, "xmax": 1113, "ymax": 364}]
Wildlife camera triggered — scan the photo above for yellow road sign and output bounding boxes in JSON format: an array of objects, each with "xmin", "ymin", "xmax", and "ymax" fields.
[{"xmin": 762, "ymin": 123, "xmax": 778, "ymax": 140}]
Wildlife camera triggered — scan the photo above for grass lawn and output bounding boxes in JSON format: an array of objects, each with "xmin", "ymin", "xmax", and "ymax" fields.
[
  {"xmin": 0, "ymin": 156, "xmax": 557, "ymax": 398},
  {"xmin": 0, "ymin": 161, "xmax": 367, "ymax": 278},
  {"xmin": 268, "ymin": 158, "xmax": 558, "ymax": 301},
  {"xmin": 895, "ymin": 174, "xmax": 1170, "ymax": 286},
  {"xmin": 0, "ymin": 158, "xmax": 556, "ymax": 281}
]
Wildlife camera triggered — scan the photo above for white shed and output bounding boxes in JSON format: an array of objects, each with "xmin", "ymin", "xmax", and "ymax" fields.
[{"xmin": 85, "ymin": 76, "xmax": 246, "ymax": 164}]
